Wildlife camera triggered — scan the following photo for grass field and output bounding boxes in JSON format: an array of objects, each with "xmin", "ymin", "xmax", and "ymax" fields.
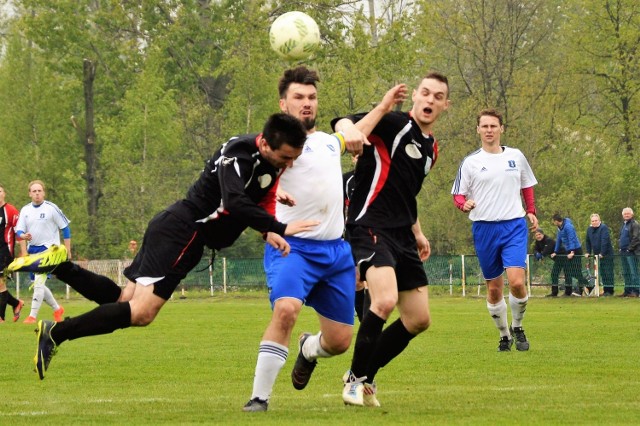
[{"xmin": 1, "ymin": 292, "xmax": 639, "ymax": 425}]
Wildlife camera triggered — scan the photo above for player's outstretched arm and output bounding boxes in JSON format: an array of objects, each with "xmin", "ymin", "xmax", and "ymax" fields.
[{"xmin": 335, "ymin": 84, "xmax": 408, "ymax": 139}]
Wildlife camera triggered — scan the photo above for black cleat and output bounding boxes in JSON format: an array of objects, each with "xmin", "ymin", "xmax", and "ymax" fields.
[
  {"xmin": 510, "ymin": 326, "xmax": 530, "ymax": 351},
  {"xmin": 242, "ymin": 398, "xmax": 268, "ymax": 412},
  {"xmin": 498, "ymin": 335, "xmax": 513, "ymax": 352},
  {"xmin": 291, "ymin": 333, "xmax": 317, "ymax": 390},
  {"xmin": 34, "ymin": 320, "xmax": 58, "ymax": 380}
]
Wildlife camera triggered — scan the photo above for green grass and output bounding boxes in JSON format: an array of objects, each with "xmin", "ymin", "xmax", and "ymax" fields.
[{"xmin": 1, "ymin": 293, "xmax": 639, "ymax": 425}]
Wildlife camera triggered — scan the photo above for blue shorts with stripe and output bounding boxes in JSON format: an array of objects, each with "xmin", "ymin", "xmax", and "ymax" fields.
[
  {"xmin": 472, "ymin": 217, "xmax": 528, "ymax": 280},
  {"xmin": 264, "ymin": 236, "xmax": 356, "ymax": 325}
]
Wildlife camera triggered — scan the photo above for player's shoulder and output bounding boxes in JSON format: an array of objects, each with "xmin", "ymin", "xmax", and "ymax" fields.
[{"xmin": 460, "ymin": 148, "xmax": 483, "ymax": 164}]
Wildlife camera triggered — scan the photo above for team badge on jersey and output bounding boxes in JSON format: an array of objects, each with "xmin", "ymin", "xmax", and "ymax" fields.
[
  {"xmin": 258, "ymin": 174, "xmax": 272, "ymax": 188},
  {"xmin": 405, "ymin": 144, "xmax": 422, "ymax": 159}
]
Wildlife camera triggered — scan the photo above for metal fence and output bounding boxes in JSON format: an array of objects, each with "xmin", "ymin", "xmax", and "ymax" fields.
[{"xmin": 9, "ymin": 254, "xmax": 639, "ymax": 299}]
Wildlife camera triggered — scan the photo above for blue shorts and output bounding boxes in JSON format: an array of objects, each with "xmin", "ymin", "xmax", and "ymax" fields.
[
  {"xmin": 472, "ymin": 218, "xmax": 528, "ymax": 280},
  {"xmin": 264, "ymin": 236, "xmax": 355, "ymax": 325}
]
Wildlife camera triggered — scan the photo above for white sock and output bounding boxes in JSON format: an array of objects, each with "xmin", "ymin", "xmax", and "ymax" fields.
[
  {"xmin": 509, "ymin": 293, "xmax": 528, "ymax": 328},
  {"xmin": 301, "ymin": 332, "xmax": 331, "ymax": 360},
  {"xmin": 43, "ymin": 286, "xmax": 60, "ymax": 310},
  {"xmin": 487, "ymin": 299, "xmax": 510, "ymax": 337},
  {"xmin": 250, "ymin": 341, "xmax": 288, "ymax": 401},
  {"xmin": 28, "ymin": 274, "xmax": 48, "ymax": 318}
]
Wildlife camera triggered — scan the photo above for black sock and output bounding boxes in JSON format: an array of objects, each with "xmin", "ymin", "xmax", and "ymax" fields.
[
  {"xmin": 0, "ymin": 291, "xmax": 7, "ymax": 320},
  {"xmin": 51, "ymin": 302, "xmax": 132, "ymax": 344},
  {"xmin": 350, "ymin": 310, "xmax": 386, "ymax": 379},
  {"xmin": 365, "ymin": 318, "xmax": 416, "ymax": 383},
  {"xmin": 354, "ymin": 289, "xmax": 365, "ymax": 322},
  {"xmin": 54, "ymin": 261, "xmax": 122, "ymax": 304},
  {"xmin": 6, "ymin": 290, "xmax": 19, "ymax": 308}
]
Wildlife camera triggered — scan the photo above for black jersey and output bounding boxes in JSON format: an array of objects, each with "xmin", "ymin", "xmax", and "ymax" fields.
[
  {"xmin": 333, "ymin": 111, "xmax": 438, "ymax": 228},
  {"xmin": 166, "ymin": 134, "xmax": 286, "ymax": 250}
]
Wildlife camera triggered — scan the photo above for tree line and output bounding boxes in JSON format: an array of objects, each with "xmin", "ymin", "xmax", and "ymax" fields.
[{"xmin": 0, "ymin": 0, "xmax": 638, "ymax": 259}]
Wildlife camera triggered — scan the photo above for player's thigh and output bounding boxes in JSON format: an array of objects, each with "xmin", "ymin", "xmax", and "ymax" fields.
[
  {"xmin": 365, "ymin": 265, "xmax": 399, "ymax": 311},
  {"xmin": 128, "ymin": 283, "xmax": 167, "ymax": 326},
  {"xmin": 397, "ymin": 285, "xmax": 431, "ymax": 333},
  {"xmin": 317, "ymin": 315, "xmax": 353, "ymax": 354}
]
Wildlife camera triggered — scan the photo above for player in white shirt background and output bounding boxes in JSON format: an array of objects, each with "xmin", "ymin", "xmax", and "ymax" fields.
[
  {"xmin": 15, "ymin": 180, "xmax": 69, "ymax": 324},
  {"xmin": 452, "ymin": 108, "xmax": 538, "ymax": 352}
]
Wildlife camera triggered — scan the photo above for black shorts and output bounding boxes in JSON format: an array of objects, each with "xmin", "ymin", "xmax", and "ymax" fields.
[
  {"xmin": 0, "ymin": 245, "xmax": 12, "ymax": 270},
  {"xmin": 124, "ymin": 210, "xmax": 205, "ymax": 300},
  {"xmin": 346, "ymin": 224, "xmax": 428, "ymax": 291}
]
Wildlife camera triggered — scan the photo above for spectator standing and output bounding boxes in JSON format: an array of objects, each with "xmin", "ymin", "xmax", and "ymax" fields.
[
  {"xmin": 551, "ymin": 214, "xmax": 591, "ymax": 296},
  {"xmin": 618, "ymin": 207, "xmax": 640, "ymax": 297},
  {"xmin": 584, "ymin": 213, "xmax": 615, "ymax": 296},
  {"xmin": 533, "ymin": 228, "xmax": 570, "ymax": 297},
  {"xmin": 0, "ymin": 184, "xmax": 24, "ymax": 322},
  {"xmin": 15, "ymin": 180, "xmax": 68, "ymax": 323}
]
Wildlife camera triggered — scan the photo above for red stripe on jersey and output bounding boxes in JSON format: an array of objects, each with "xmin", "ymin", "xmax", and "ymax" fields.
[
  {"xmin": 367, "ymin": 134, "xmax": 391, "ymax": 207},
  {"xmin": 432, "ymin": 140, "xmax": 439, "ymax": 167}
]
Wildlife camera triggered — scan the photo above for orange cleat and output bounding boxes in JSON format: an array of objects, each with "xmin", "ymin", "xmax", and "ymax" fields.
[
  {"xmin": 53, "ymin": 306, "xmax": 65, "ymax": 322},
  {"xmin": 23, "ymin": 316, "xmax": 37, "ymax": 324}
]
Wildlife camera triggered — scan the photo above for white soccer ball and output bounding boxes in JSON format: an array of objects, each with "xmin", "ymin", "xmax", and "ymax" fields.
[{"xmin": 269, "ymin": 11, "xmax": 320, "ymax": 60}]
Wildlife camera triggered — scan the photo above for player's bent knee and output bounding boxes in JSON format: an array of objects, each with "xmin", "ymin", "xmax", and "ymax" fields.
[{"xmin": 130, "ymin": 307, "xmax": 160, "ymax": 326}]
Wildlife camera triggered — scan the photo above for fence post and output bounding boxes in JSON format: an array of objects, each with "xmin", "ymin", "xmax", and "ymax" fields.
[
  {"xmin": 209, "ymin": 261, "xmax": 214, "ymax": 296},
  {"xmin": 461, "ymin": 254, "xmax": 466, "ymax": 297},
  {"xmin": 223, "ymin": 257, "xmax": 227, "ymax": 294},
  {"xmin": 526, "ymin": 254, "xmax": 531, "ymax": 294},
  {"xmin": 449, "ymin": 260, "xmax": 453, "ymax": 295},
  {"xmin": 594, "ymin": 256, "xmax": 600, "ymax": 297}
]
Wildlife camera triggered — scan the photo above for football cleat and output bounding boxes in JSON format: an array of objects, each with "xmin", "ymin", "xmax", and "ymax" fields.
[
  {"xmin": 342, "ymin": 370, "xmax": 365, "ymax": 406},
  {"xmin": 498, "ymin": 335, "xmax": 513, "ymax": 352},
  {"xmin": 53, "ymin": 306, "xmax": 65, "ymax": 322},
  {"xmin": 34, "ymin": 320, "xmax": 58, "ymax": 380},
  {"xmin": 23, "ymin": 316, "xmax": 37, "ymax": 324},
  {"xmin": 242, "ymin": 398, "xmax": 268, "ymax": 412},
  {"xmin": 6, "ymin": 245, "xmax": 68, "ymax": 274},
  {"xmin": 291, "ymin": 333, "xmax": 317, "ymax": 390},
  {"xmin": 510, "ymin": 326, "xmax": 530, "ymax": 351},
  {"xmin": 363, "ymin": 382, "xmax": 381, "ymax": 407}
]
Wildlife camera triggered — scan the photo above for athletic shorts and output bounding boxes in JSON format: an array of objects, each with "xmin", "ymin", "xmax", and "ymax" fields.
[
  {"xmin": 27, "ymin": 245, "xmax": 51, "ymax": 281},
  {"xmin": 124, "ymin": 210, "xmax": 204, "ymax": 300},
  {"xmin": 264, "ymin": 236, "xmax": 355, "ymax": 325},
  {"xmin": 346, "ymin": 225, "xmax": 428, "ymax": 291},
  {"xmin": 0, "ymin": 245, "xmax": 12, "ymax": 270},
  {"xmin": 472, "ymin": 217, "xmax": 528, "ymax": 280}
]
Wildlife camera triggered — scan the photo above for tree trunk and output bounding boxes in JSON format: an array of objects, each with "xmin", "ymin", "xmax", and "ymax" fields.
[{"xmin": 83, "ymin": 59, "xmax": 100, "ymax": 253}]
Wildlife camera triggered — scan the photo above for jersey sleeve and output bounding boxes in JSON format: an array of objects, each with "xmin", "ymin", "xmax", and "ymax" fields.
[
  {"xmin": 217, "ymin": 151, "xmax": 287, "ymax": 235},
  {"xmin": 451, "ymin": 160, "xmax": 470, "ymax": 196},
  {"xmin": 518, "ymin": 151, "xmax": 538, "ymax": 188}
]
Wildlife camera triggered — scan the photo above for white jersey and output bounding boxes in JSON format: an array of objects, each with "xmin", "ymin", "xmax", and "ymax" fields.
[
  {"xmin": 15, "ymin": 201, "xmax": 70, "ymax": 247},
  {"xmin": 451, "ymin": 146, "xmax": 537, "ymax": 222},
  {"xmin": 276, "ymin": 131, "xmax": 344, "ymax": 240}
]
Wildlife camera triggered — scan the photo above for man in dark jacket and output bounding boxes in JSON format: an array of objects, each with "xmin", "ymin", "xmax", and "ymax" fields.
[
  {"xmin": 533, "ymin": 228, "xmax": 570, "ymax": 297},
  {"xmin": 551, "ymin": 214, "xmax": 591, "ymax": 296},
  {"xmin": 584, "ymin": 214, "xmax": 615, "ymax": 296},
  {"xmin": 618, "ymin": 207, "xmax": 640, "ymax": 297}
]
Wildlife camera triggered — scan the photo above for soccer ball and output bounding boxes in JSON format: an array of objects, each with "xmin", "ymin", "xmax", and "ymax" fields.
[{"xmin": 269, "ymin": 11, "xmax": 320, "ymax": 60}]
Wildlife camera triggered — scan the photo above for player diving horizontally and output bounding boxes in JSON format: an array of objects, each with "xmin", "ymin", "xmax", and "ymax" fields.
[{"xmin": 5, "ymin": 113, "xmax": 318, "ymax": 380}]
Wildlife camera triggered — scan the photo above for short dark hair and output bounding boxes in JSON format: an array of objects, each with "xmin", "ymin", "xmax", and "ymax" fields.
[
  {"xmin": 477, "ymin": 108, "xmax": 503, "ymax": 126},
  {"xmin": 262, "ymin": 113, "xmax": 307, "ymax": 150},
  {"xmin": 552, "ymin": 213, "xmax": 563, "ymax": 222},
  {"xmin": 423, "ymin": 72, "xmax": 449, "ymax": 98},
  {"xmin": 278, "ymin": 66, "xmax": 320, "ymax": 99}
]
